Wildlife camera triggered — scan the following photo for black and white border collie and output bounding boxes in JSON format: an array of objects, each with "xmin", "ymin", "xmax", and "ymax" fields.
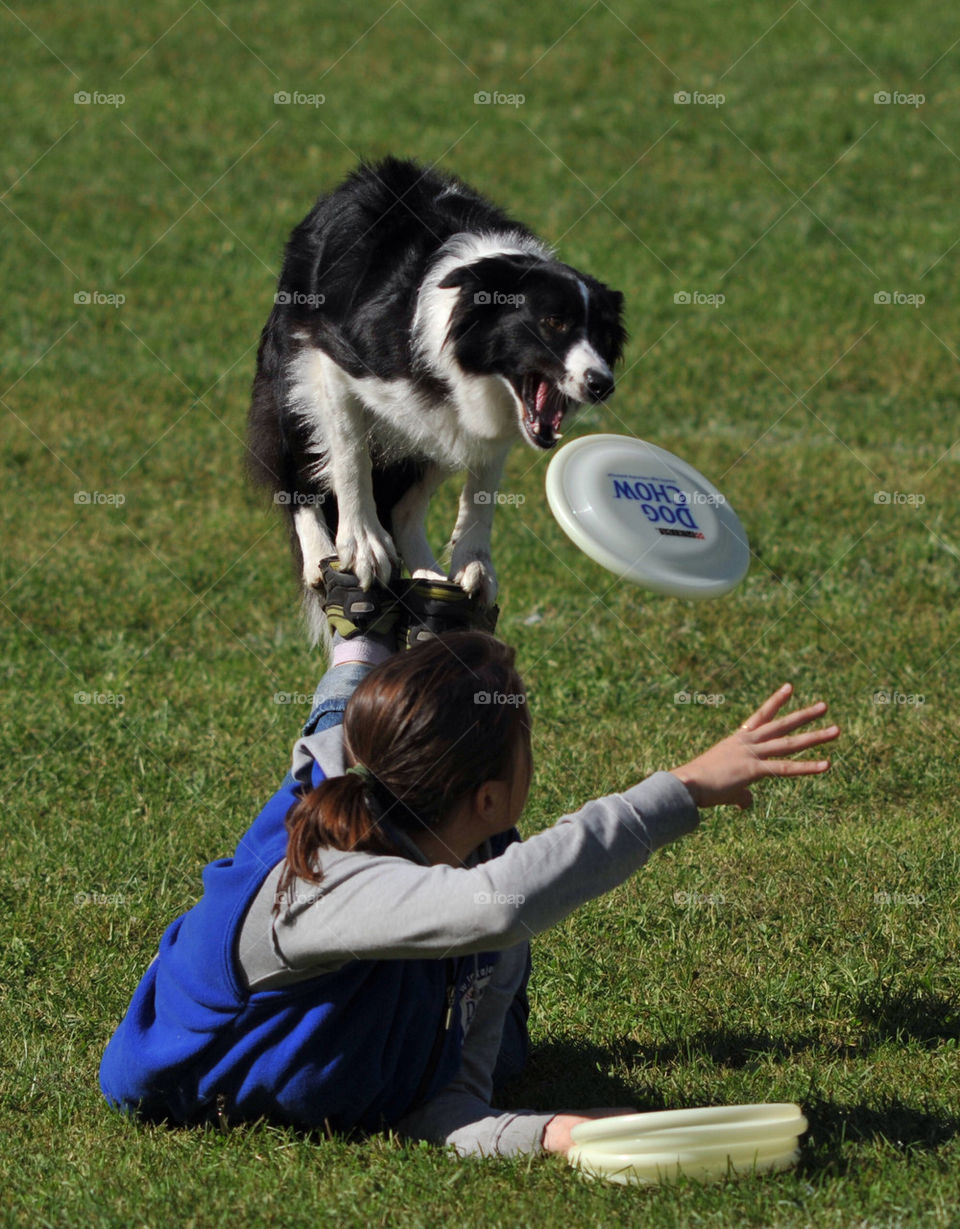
[{"xmin": 247, "ymin": 156, "xmax": 625, "ymax": 642}]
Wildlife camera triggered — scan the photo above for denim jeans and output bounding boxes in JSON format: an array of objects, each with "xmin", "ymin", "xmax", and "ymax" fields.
[
  {"xmin": 285, "ymin": 656, "xmax": 530, "ymax": 1090},
  {"xmin": 303, "ymin": 660, "xmax": 374, "ymax": 738}
]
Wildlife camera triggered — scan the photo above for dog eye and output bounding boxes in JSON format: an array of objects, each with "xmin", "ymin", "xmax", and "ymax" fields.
[{"xmin": 541, "ymin": 316, "xmax": 570, "ymax": 333}]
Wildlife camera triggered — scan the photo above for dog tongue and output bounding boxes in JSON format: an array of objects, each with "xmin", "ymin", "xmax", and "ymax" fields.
[{"xmin": 535, "ymin": 380, "xmax": 550, "ymax": 417}]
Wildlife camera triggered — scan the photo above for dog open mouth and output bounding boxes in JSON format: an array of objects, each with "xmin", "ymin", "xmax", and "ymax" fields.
[{"xmin": 510, "ymin": 374, "xmax": 573, "ymax": 450}]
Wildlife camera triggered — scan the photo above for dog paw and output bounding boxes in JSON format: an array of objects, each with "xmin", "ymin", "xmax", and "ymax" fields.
[
  {"xmin": 303, "ymin": 559, "xmax": 325, "ymax": 591},
  {"xmin": 336, "ymin": 523, "xmax": 399, "ymax": 590},
  {"xmin": 451, "ymin": 554, "xmax": 498, "ymax": 606},
  {"xmin": 412, "ymin": 567, "xmax": 447, "ymax": 582}
]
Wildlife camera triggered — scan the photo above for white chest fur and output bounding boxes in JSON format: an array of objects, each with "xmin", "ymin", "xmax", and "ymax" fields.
[{"xmin": 286, "ymin": 347, "xmax": 520, "ymax": 475}]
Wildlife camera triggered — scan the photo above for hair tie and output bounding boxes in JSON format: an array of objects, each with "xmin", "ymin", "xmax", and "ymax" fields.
[
  {"xmin": 345, "ymin": 761, "xmax": 387, "ymax": 823},
  {"xmin": 345, "ymin": 761, "xmax": 423, "ymax": 830},
  {"xmin": 346, "ymin": 762, "xmax": 376, "ymax": 786}
]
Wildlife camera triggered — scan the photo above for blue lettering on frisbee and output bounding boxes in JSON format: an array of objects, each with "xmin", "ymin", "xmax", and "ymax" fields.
[{"xmin": 608, "ymin": 473, "xmax": 705, "ymax": 539}]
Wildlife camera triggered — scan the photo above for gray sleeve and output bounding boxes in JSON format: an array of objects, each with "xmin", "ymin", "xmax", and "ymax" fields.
[
  {"xmin": 397, "ymin": 1093, "xmax": 553, "ymax": 1158},
  {"xmin": 242, "ymin": 770, "xmax": 698, "ymax": 985},
  {"xmin": 394, "ymin": 943, "xmax": 555, "ymax": 1157}
]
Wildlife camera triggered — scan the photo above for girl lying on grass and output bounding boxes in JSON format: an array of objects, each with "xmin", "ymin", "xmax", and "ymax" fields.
[{"xmin": 101, "ymin": 616, "xmax": 838, "ymax": 1157}]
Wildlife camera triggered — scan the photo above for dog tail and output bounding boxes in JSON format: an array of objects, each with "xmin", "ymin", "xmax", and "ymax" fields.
[
  {"xmin": 301, "ymin": 587, "xmax": 333, "ymax": 653},
  {"xmin": 246, "ymin": 307, "xmax": 292, "ymax": 496}
]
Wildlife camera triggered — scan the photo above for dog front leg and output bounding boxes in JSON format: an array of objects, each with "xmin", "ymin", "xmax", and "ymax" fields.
[
  {"xmin": 323, "ymin": 385, "xmax": 399, "ymax": 590},
  {"xmin": 390, "ymin": 462, "xmax": 449, "ymax": 579},
  {"xmin": 294, "ymin": 504, "xmax": 336, "ymax": 591},
  {"xmin": 448, "ymin": 452, "xmax": 508, "ymax": 606}
]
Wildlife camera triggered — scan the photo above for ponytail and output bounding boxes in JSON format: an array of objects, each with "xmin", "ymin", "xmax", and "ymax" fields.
[
  {"xmin": 274, "ymin": 631, "xmax": 531, "ymax": 915},
  {"xmin": 275, "ymin": 771, "xmax": 396, "ymax": 913}
]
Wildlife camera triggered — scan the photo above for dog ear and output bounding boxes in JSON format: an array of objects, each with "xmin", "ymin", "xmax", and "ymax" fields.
[
  {"xmin": 603, "ymin": 286, "xmax": 625, "ymax": 315},
  {"xmin": 437, "ymin": 265, "xmax": 481, "ymax": 291},
  {"xmin": 438, "ymin": 253, "xmax": 541, "ymax": 293}
]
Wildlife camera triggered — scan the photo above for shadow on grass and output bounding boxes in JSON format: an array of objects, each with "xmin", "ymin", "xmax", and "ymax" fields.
[
  {"xmin": 505, "ymin": 979, "xmax": 959, "ymax": 1096},
  {"xmin": 856, "ymin": 982, "xmax": 960, "ymax": 1048},
  {"xmin": 502, "ymin": 1023, "xmax": 960, "ymax": 1176},
  {"xmin": 798, "ymin": 1096, "xmax": 960, "ymax": 1177}
]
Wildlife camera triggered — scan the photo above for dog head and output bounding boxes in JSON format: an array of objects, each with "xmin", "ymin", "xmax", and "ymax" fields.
[{"xmin": 435, "ymin": 253, "xmax": 626, "ymax": 450}]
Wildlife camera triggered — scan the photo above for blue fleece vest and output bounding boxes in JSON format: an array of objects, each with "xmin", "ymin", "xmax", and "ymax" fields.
[{"xmin": 99, "ymin": 765, "xmax": 509, "ymax": 1133}]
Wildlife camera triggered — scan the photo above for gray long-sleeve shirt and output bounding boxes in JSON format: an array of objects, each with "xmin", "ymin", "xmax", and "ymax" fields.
[{"xmin": 238, "ymin": 725, "xmax": 700, "ymax": 1156}]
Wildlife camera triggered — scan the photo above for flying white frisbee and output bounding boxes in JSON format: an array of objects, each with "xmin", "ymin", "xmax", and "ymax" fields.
[{"xmin": 545, "ymin": 433, "xmax": 750, "ymax": 599}]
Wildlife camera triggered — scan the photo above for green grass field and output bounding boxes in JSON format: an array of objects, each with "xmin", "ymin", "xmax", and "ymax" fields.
[{"xmin": 2, "ymin": 1, "xmax": 959, "ymax": 1224}]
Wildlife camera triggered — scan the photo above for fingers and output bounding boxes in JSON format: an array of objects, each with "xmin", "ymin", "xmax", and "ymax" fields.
[
  {"xmin": 761, "ymin": 756, "xmax": 832, "ymax": 777},
  {"xmin": 754, "ymin": 699, "xmax": 830, "ymax": 740},
  {"xmin": 754, "ymin": 724, "xmax": 840, "ymax": 758},
  {"xmin": 740, "ymin": 682, "xmax": 793, "ymax": 732}
]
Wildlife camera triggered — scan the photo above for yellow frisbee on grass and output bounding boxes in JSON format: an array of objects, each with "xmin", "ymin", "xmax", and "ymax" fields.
[{"xmin": 567, "ymin": 1102, "xmax": 808, "ymax": 1186}]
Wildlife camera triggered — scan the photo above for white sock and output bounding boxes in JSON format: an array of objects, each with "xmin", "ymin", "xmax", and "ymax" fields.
[{"xmin": 331, "ymin": 630, "xmax": 396, "ymax": 667}]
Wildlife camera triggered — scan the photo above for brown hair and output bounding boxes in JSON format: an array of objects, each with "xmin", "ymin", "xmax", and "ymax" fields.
[{"xmin": 275, "ymin": 632, "xmax": 531, "ymax": 910}]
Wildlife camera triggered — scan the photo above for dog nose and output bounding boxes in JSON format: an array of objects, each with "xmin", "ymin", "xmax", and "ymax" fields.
[{"xmin": 584, "ymin": 368, "xmax": 614, "ymax": 402}]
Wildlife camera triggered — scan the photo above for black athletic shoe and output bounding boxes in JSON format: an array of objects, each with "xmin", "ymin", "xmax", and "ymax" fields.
[
  {"xmin": 398, "ymin": 577, "xmax": 500, "ymax": 649},
  {"xmin": 319, "ymin": 557, "xmax": 404, "ymax": 639}
]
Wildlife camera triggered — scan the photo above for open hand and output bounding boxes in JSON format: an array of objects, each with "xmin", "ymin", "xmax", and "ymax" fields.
[{"xmin": 669, "ymin": 683, "xmax": 839, "ymax": 809}]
